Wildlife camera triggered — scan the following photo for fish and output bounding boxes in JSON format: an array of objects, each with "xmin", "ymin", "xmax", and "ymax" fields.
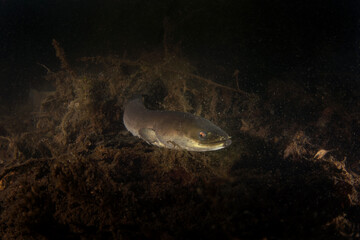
[{"xmin": 123, "ymin": 97, "xmax": 232, "ymax": 152}]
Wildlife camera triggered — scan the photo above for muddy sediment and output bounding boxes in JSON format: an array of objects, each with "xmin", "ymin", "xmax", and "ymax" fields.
[{"xmin": 0, "ymin": 47, "xmax": 359, "ymax": 239}]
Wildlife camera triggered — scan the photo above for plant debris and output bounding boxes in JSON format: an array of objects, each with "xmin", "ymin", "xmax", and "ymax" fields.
[{"xmin": 0, "ymin": 42, "xmax": 359, "ymax": 239}]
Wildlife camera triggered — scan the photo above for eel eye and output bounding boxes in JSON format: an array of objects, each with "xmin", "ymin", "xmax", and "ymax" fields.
[{"xmin": 199, "ymin": 131, "xmax": 207, "ymax": 138}]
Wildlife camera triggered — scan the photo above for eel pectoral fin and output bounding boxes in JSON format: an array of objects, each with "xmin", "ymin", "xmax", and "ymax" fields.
[{"xmin": 138, "ymin": 128, "xmax": 158, "ymax": 144}]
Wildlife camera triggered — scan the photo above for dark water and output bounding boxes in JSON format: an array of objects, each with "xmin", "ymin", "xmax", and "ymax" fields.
[
  {"xmin": 0, "ymin": 1, "xmax": 360, "ymax": 239},
  {"xmin": 1, "ymin": 0, "xmax": 359, "ymax": 104}
]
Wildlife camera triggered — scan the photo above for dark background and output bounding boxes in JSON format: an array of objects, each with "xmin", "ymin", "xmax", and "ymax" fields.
[{"xmin": 1, "ymin": 0, "xmax": 359, "ymax": 105}]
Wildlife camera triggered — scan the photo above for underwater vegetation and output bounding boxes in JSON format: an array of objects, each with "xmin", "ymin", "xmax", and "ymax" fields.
[{"xmin": 0, "ymin": 40, "xmax": 359, "ymax": 239}]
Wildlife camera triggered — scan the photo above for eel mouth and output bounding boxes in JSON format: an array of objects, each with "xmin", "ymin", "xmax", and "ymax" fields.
[{"xmin": 203, "ymin": 136, "xmax": 232, "ymax": 147}]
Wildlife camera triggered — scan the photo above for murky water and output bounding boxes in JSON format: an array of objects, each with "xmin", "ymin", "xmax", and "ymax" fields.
[{"xmin": 0, "ymin": 1, "xmax": 359, "ymax": 239}]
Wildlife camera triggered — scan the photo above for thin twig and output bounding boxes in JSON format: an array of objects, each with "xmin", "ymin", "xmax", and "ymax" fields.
[
  {"xmin": 37, "ymin": 62, "xmax": 53, "ymax": 74},
  {"xmin": 115, "ymin": 58, "xmax": 251, "ymax": 96},
  {"xmin": 166, "ymin": 68, "xmax": 250, "ymax": 95}
]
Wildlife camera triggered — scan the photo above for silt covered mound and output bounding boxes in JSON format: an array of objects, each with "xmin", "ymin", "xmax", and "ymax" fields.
[{"xmin": 0, "ymin": 45, "xmax": 359, "ymax": 239}]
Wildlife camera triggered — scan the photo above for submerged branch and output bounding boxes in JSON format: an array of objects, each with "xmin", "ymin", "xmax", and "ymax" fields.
[
  {"xmin": 112, "ymin": 58, "xmax": 251, "ymax": 96},
  {"xmin": 165, "ymin": 68, "xmax": 250, "ymax": 96},
  {"xmin": 52, "ymin": 39, "xmax": 76, "ymax": 76}
]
